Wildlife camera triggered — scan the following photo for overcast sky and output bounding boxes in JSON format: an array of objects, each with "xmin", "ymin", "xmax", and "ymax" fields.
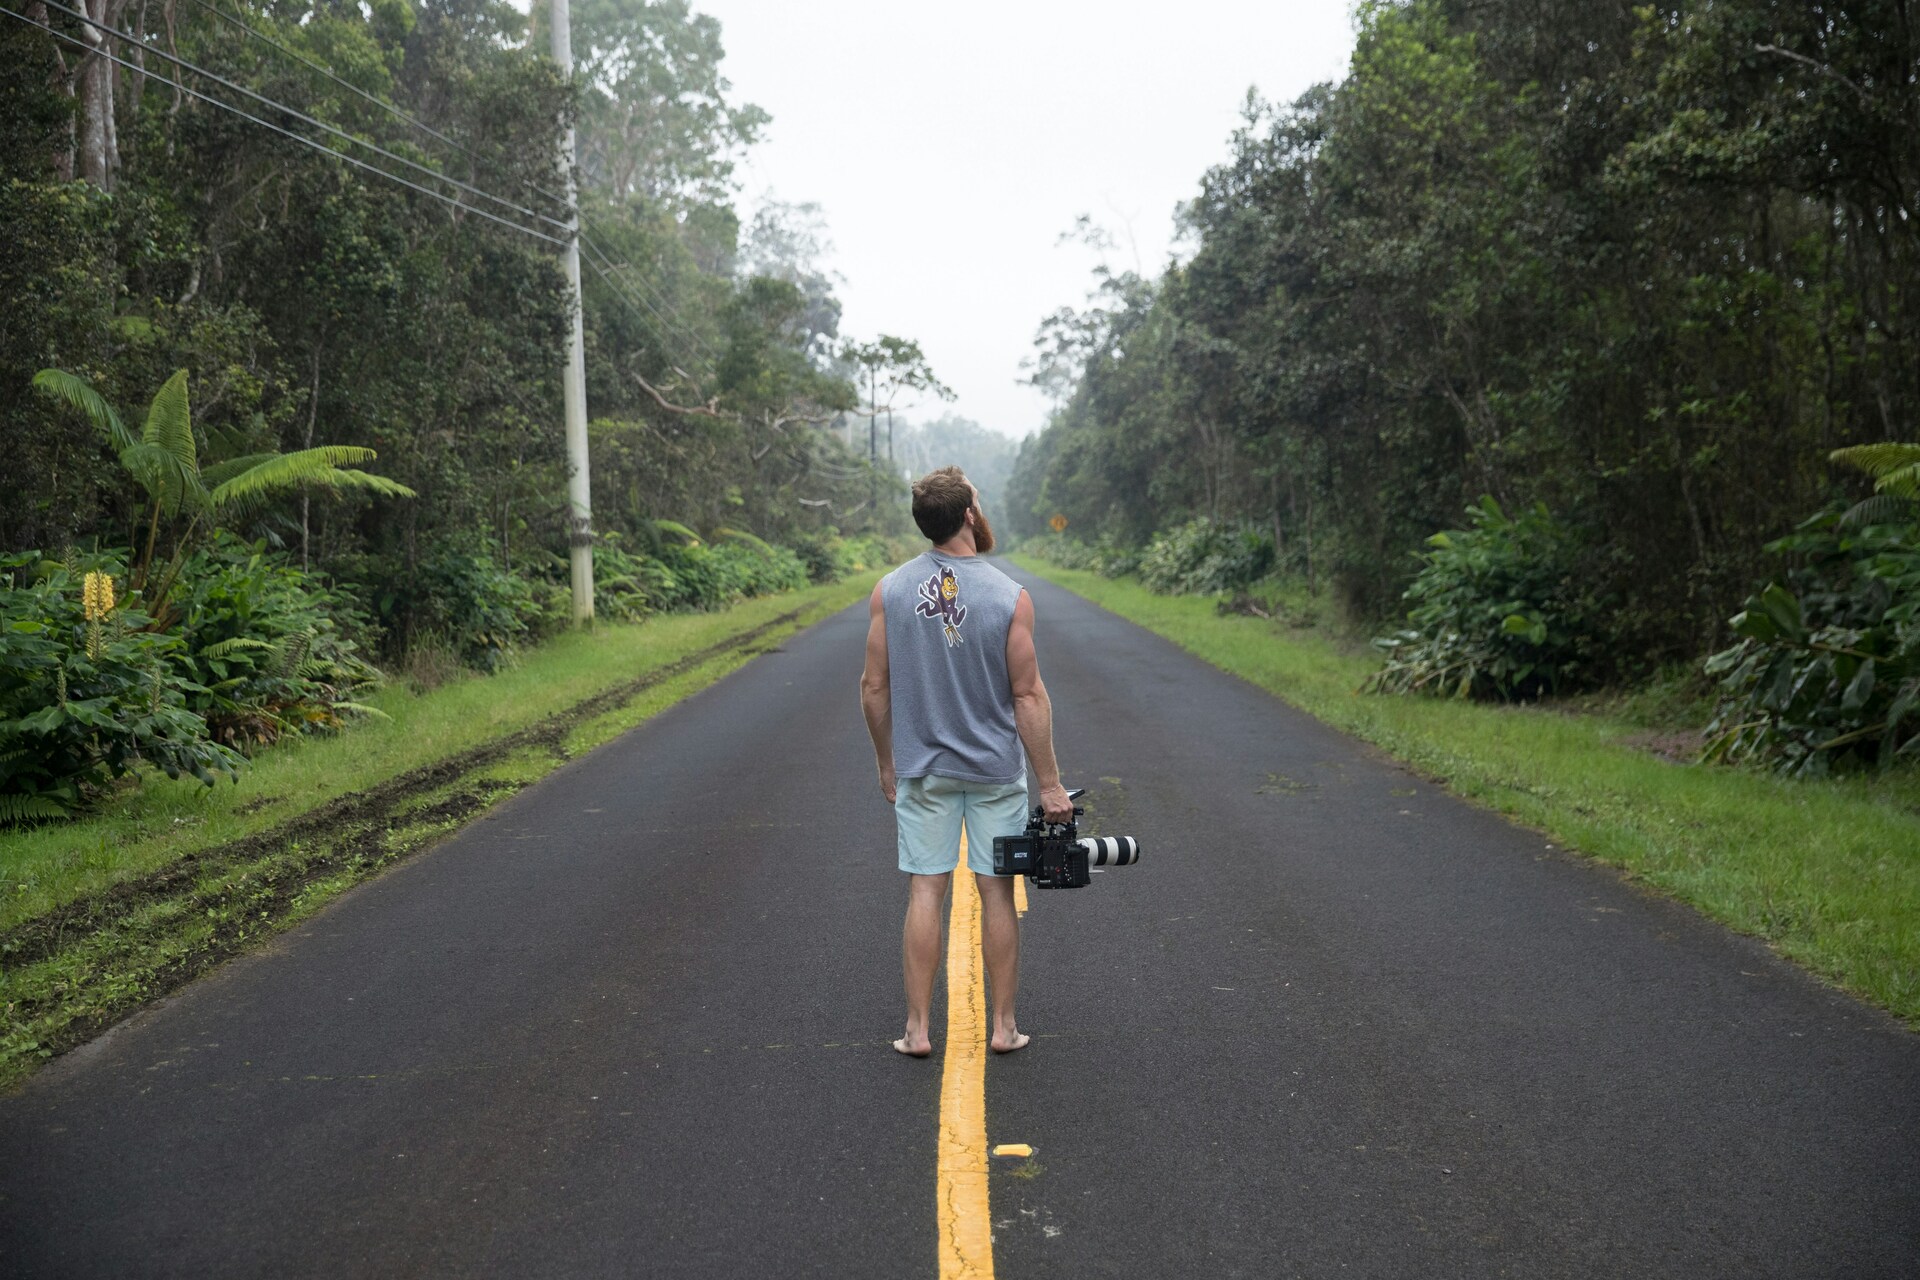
[{"xmin": 694, "ymin": 1, "xmax": 1359, "ymax": 439}]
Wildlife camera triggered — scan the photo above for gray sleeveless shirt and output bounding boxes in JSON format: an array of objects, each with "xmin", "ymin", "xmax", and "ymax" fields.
[{"xmin": 882, "ymin": 551, "xmax": 1026, "ymax": 784}]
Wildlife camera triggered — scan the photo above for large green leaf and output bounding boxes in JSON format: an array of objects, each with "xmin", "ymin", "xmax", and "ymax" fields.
[
  {"xmin": 142, "ymin": 369, "xmax": 198, "ymax": 474},
  {"xmin": 208, "ymin": 447, "xmax": 415, "ymax": 509},
  {"xmin": 118, "ymin": 440, "xmax": 205, "ymax": 516},
  {"xmin": 1831, "ymin": 443, "xmax": 1920, "ymax": 499},
  {"xmin": 31, "ymin": 368, "xmax": 134, "ymax": 452}
]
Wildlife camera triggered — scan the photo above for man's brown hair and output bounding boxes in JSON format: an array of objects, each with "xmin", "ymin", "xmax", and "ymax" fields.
[{"xmin": 911, "ymin": 466, "xmax": 972, "ymax": 544}]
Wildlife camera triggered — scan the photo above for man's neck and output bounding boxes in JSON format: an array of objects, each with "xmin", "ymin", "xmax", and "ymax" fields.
[{"xmin": 932, "ymin": 531, "xmax": 978, "ymax": 558}]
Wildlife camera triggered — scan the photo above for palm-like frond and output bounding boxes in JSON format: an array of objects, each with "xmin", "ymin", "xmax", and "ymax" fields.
[
  {"xmin": 199, "ymin": 637, "xmax": 276, "ymax": 658},
  {"xmin": 143, "ymin": 369, "xmax": 198, "ymax": 475},
  {"xmin": 119, "ymin": 440, "xmax": 206, "ymax": 516},
  {"xmin": 715, "ymin": 527, "xmax": 776, "ymax": 556},
  {"xmin": 331, "ymin": 469, "xmax": 418, "ymax": 498},
  {"xmin": 1831, "ymin": 442, "xmax": 1920, "ymax": 499},
  {"xmin": 1838, "ymin": 493, "xmax": 1918, "ymax": 527},
  {"xmin": 32, "ymin": 368, "xmax": 134, "ymax": 451},
  {"xmin": 208, "ymin": 446, "xmax": 414, "ymax": 509},
  {"xmin": 199, "ymin": 452, "xmax": 282, "ymax": 490},
  {"xmin": 654, "ymin": 519, "xmax": 703, "ymax": 545}
]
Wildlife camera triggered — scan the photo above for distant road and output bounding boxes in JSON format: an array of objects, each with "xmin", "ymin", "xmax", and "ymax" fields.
[{"xmin": 3, "ymin": 566, "xmax": 1916, "ymax": 1277}]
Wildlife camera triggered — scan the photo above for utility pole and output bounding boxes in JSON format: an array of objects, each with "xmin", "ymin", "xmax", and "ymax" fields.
[
  {"xmin": 868, "ymin": 367, "xmax": 878, "ymax": 512},
  {"xmin": 551, "ymin": 0, "xmax": 594, "ymax": 623}
]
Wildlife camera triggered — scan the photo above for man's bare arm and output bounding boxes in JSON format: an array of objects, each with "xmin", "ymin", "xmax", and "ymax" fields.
[
  {"xmin": 1007, "ymin": 589, "xmax": 1072, "ymax": 821},
  {"xmin": 859, "ymin": 580, "xmax": 896, "ymax": 803}
]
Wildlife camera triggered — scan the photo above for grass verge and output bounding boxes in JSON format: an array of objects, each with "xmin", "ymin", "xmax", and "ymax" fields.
[
  {"xmin": 0, "ymin": 577, "xmax": 872, "ymax": 1088},
  {"xmin": 1010, "ymin": 554, "xmax": 1920, "ymax": 1028}
]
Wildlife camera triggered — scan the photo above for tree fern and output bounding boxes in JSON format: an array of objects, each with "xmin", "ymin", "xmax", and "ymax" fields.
[
  {"xmin": 30, "ymin": 368, "xmax": 133, "ymax": 452},
  {"xmin": 208, "ymin": 447, "xmax": 415, "ymax": 509},
  {"xmin": 143, "ymin": 369, "xmax": 198, "ymax": 482},
  {"xmin": 1832, "ymin": 442, "xmax": 1920, "ymax": 499},
  {"xmin": 654, "ymin": 519, "xmax": 703, "ymax": 545},
  {"xmin": 715, "ymin": 526, "xmax": 776, "ymax": 556}
]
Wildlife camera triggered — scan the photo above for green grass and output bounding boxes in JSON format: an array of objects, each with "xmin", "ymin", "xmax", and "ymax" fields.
[
  {"xmin": 0, "ymin": 578, "xmax": 869, "ymax": 932},
  {"xmin": 0, "ymin": 577, "xmax": 874, "ymax": 1088},
  {"xmin": 1011, "ymin": 554, "xmax": 1920, "ymax": 1027}
]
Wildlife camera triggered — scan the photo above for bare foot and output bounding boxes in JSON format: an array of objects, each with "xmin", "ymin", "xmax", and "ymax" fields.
[
  {"xmin": 989, "ymin": 1031, "xmax": 1031, "ymax": 1054},
  {"xmin": 893, "ymin": 1036, "xmax": 933, "ymax": 1058}
]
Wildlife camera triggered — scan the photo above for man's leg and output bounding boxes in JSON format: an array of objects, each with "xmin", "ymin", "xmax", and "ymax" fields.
[
  {"xmin": 974, "ymin": 872, "xmax": 1029, "ymax": 1053},
  {"xmin": 898, "ymin": 871, "xmax": 950, "ymax": 1057}
]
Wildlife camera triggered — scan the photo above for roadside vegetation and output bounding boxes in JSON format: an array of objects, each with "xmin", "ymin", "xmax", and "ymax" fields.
[
  {"xmin": 1, "ymin": 0, "xmax": 969, "ymax": 1080},
  {"xmin": 0, "ymin": 565, "xmax": 881, "ymax": 1088},
  {"xmin": 1010, "ymin": 552, "xmax": 1920, "ymax": 1028},
  {"xmin": 1004, "ymin": 0, "xmax": 1918, "ymax": 1020}
]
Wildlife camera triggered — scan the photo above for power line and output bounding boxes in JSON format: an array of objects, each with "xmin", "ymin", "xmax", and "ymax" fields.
[
  {"xmin": 182, "ymin": 0, "xmax": 576, "ymax": 217},
  {"xmin": 29, "ymin": 0, "xmax": 570, "ymax": 240},
  {"xmin": 173, "ymin": 0, "xmax": 719, "ymax": 362},
  {"xmin": 579, "ymin": 226, "xmax": 720, "ymax": 360},
  {"xmin": 18, "ymin": 1, "xmax": 756, "ymax": 415},
  {"xmin": 7, "ymin": 8, "xmax": 569, "ymax": 245},
  {"xmin": 578, "ymin": 237, "xmax": 717, "ymax": 366},
  {"xmin": 158, "ymin": 0, "xmax": 720, "ymax": 368}
]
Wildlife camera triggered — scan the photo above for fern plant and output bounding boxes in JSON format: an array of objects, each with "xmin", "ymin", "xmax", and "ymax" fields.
[
  {"xmin": 31, "ymin": 367, "xmax": 415, "ymax": 627},
  {"xmin": 1831, "ymin": 442, "xmax": 1920, "ymax": 528}
]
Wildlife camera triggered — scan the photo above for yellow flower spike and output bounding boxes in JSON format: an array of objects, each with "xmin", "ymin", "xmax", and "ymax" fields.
[{"xmin": 82, "ymin": 570, "xmax": 116, "ymax": 622}]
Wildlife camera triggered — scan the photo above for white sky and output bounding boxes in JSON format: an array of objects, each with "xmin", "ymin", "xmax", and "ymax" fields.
[{"xmin": 698, "ymin": 1, "xmax": 1359, "ymax": 439}]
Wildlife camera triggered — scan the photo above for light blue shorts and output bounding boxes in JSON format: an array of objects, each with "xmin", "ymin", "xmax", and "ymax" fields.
[{"xmin": 895, "ymin": 774, "xmax": 1031, "ymax": 876}]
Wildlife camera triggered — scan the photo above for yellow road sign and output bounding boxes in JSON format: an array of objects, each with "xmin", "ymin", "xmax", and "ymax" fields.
[{"xmin": 1049, "ymin": 513, "xmax": 1068, "ymax": 533}]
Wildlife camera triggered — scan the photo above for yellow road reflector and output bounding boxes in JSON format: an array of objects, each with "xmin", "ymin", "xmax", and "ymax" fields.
[
  {"xmin": 938, "ymin": 831, "xmax": 994, "ymax": 1278},
  {"xmin": 991, "ymin": 1144, "xmax": 1033, "ymax": 1158}
]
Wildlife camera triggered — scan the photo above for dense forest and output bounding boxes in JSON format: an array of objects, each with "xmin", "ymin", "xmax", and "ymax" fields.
[
  {"xmin": 1008, "ymin": 0, "xmax": 1919, "ymax": 683},
  {"xmin": 1, "ymin": 0, "xmax": 933, "ymax": 583},
  {"xmin": 0, "ymin": 0, "xmax": 952, "ymax": 816}
]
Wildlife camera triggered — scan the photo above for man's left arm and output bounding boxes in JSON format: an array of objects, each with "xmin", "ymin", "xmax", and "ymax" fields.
[{"xmin": 859, "ymin": 580, "xmax": 895, "ymax": 803}]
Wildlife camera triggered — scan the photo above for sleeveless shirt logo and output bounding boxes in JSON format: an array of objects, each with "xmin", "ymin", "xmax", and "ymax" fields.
[{"xmin": 914, "ymin": 565, "xmax": 968, "ymax": 647}]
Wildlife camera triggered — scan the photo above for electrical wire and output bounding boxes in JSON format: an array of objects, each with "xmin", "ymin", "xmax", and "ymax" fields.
[
  {"xmin": 159, "ymin": 0, "xmax": 721, "ymax": 368},
  {"xmin": 578, "ymin": 238, "xmax": 718, "ymax": 367},
  {"xmin": 182, "ymin": 0, "xmax": 576, "ymax": 217},
  {"xmin": 579, "ymin": 227, "xmax": 720, "ymax": 360},
  {"xmin": 6, "ymin": 8, "xmax": 569, "ymax": 245},
  {"xmin": 28, "ymin": 0, "xmax": 570, "ymax": 239},
  {"xmin": 16, "ymin": 2, "xmax": 825, "ymax": 426}
]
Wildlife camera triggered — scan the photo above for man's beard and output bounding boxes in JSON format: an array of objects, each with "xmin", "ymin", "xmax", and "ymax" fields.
[{"xmin": 970, "ymin": 501, "xmax": 995, "ymax": 554}]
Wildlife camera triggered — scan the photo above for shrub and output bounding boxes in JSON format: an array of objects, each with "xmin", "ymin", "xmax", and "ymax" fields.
[
  {"xmin": 1367, "ymin": 498, "xmax": 1601, "ymax": 701},
  {"xmin": 0, "ymin": 551, "xmax": 242, "ymax": 821},
  {"xmin": 1025, "ymin": 534, "xmax": 1142, "ymax": 578},
  {"xmin": 592, "ymin": 535, "xmax": 662, "ymax": 621},
  {"xmin": 407, "ymin": 549, "xmax": 540, "ymax": 672},
  {"xmin": 1138, "ymin": 519, "xmax": 1275, "ymax": 595},
  {"xmin": 1704, "ymin": 506, "xmax": 1920, "ymax": 775},
  {"xmin": 170, "ymin": 533, "xmax": 384, "ymax": 749},
  {"xmin": 783, "ymin": 531, "xmax": 842, "ymax": 584},
  {"xmin": 595, "ymin": 528, "xmax": 811, "ymax": 618},
  {"xmin": 834, "ymin": 533, "xmax": 895, "ymax": 576}
]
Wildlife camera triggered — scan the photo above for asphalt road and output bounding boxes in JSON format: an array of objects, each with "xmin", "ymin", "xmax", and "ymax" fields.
[{"xmin": 3, "ymin": 564, "xmax": 1917, "ymax": 1277}]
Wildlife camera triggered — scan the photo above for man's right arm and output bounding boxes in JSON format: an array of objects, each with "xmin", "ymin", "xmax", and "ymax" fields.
[{"xmin": 1007, "ymin": 589, "xmax": 1072, "ymax": 822}]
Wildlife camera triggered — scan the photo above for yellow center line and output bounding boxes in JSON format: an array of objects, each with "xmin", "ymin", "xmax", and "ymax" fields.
[
  {"xmin": 1014, "ymin": 872, "xmax": 1028, "ymax": 918},
  {"xmin": 937, "ymin": 830, "xmax": 994, "ymax": 1278}
]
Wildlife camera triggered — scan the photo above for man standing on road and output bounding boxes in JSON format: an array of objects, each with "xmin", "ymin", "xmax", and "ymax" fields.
[{"xmin": 860, "ymin": 466, "xmax": 1074, "ymax": 1058}]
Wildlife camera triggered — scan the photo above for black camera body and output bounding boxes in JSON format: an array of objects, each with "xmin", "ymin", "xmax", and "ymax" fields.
[{"xmin": 990, "ymin": 788, "xmax": 1141, "ymax": 889}]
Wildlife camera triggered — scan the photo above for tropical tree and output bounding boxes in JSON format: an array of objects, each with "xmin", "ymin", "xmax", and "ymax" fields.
[{"xmin": 32, "ymin": 367, "xmax": 415, "ymax": 626}]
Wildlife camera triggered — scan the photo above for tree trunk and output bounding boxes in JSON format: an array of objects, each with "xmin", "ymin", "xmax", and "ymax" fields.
[{"xmin": 75, "ymin": 0, "xmax": 126, "ymax": 190}]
